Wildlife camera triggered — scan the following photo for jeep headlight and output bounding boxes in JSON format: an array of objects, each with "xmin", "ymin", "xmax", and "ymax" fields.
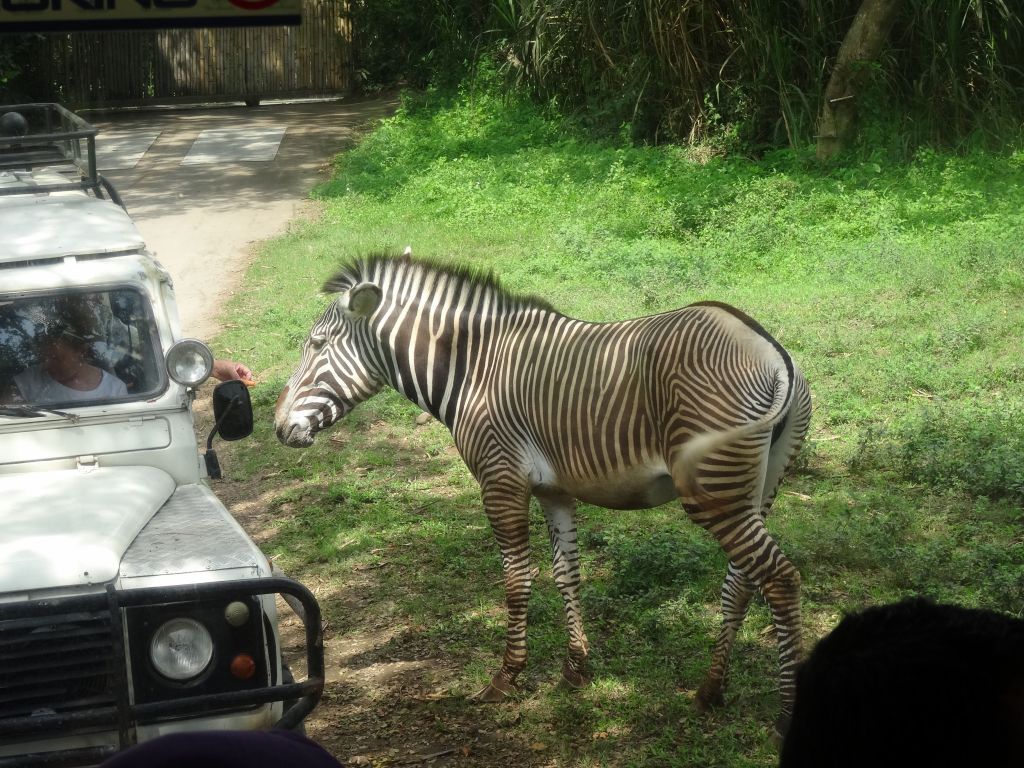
[
  {"xmin": 150, "ymin": 618, "xmax": 214, "ymax": 681},
  {"xmin": 166, "ymin": 339, "xmax": 213, "ymax": 386}
]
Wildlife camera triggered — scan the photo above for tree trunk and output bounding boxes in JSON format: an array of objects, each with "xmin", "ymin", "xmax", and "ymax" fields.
[{"xmin": 816, "ymin": 0, "xmax": 899, "ymax": 162}]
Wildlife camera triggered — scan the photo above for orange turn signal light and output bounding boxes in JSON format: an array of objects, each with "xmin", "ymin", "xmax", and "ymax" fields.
[{"xmin": 230, "ymin": 653, "xmax": 257, "ymax": 680}]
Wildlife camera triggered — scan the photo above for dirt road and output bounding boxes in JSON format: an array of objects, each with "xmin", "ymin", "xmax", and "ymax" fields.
[{"xmin": 94, "ymin": 95, "xmax": 398, "ymax": 341}]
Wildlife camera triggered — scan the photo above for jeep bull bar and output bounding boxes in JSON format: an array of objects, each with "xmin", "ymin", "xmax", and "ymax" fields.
[{"xmin": 0, "ymin": 577, "xmax": 325, "ymax": 768}]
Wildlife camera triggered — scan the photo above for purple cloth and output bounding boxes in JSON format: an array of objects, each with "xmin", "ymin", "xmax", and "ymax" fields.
[{"xmin": 100, "ymin": 730, "xmax": 343, "ymax": 768}]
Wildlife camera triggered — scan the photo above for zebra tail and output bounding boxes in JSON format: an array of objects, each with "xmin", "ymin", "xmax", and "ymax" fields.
[{"xmin": 676, "ymin": 366, "xmax": 795, "ymax": 507}]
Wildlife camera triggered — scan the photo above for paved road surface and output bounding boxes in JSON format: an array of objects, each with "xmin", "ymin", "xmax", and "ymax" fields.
[{"xmin": 94, "ymin": 96, "xmax": 398, "ymax": 341}]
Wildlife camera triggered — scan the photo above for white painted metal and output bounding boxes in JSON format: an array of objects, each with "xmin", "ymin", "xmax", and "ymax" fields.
[
  {"xmin": 0, "ymin": 172, "xmax": 145, "ymax": 262},
  {"xmin": 0, "ymin": 466, "xmax": 176, "ymax": 592},
  {"xmin": 0, "ymin": 124, "xmax": 290, "ymax": 760}
]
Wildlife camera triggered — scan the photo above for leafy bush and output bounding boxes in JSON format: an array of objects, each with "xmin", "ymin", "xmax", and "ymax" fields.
[
  {"xmin": 349, "ymin": 0, "xmax": 491, "ymax": 91},
  {"xmin": 0, "ymin": 36, "xmax": 36, "ymax": 102},
  {"xmin": 350, "ymin": 1, "xmax": 1024, "ymax": 151},
  {"xmin": 852, "ymin": 401, "xmax": 1024, "ymax": 502}
]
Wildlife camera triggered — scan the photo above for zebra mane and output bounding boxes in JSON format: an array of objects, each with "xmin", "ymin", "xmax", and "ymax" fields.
[{"xmin": 322, "ymin": 253, "xmax": 559, "ymax": 313}]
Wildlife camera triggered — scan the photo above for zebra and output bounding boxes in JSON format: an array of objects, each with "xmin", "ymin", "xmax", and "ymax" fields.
[{"xmin": 274, "ymin": 253, "xmax": 812, "ymax": 736}]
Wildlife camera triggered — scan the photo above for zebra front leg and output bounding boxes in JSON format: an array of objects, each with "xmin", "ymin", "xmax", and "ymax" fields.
[
  {"xmin": 537, "ymin": 491, "xmax": 590, "ymax": 689},
  {"xmin": 695, "ymin": 561, "xmax": 756, "ymax": 710},
  {"xmin": 473, "ymin": 485, "xmax": 533, "ymax": 703}
]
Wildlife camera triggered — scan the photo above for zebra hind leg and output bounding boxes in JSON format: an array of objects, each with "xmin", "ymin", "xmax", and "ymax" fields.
[
  {"xmin": 676, "ymin": 446, "xmax": 803, "ymax": 736},
  {"xmin": 688, "ymin": 503, "xmax": 802, "ymax": 734},
  {"xmin": 537, "ymin": 491, "xmax": 591, "ymax": 689},
  {"xmin": 694, "ymin": 561, "xmax": 757, "ymax": 711}
]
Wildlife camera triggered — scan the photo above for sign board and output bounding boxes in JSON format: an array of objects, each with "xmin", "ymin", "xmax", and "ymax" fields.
[{"xmin": 0, "ymin": 0, "xmax": 301, "ymax": 31}]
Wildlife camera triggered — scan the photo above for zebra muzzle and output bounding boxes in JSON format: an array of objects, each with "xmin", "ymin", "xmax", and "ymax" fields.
[{"xmin": 276, "ymin": 420, "xmax": 315, "ymax": 447}]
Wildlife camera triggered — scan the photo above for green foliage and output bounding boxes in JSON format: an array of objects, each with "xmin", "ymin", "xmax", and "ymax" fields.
[
  {"xmin": 349, "ymin": 0, "xmax": 491, "ymax": 91},
  {"xmin": 853, "ymin": 401, "xmax": 1024, "ymax": 503},
  {"xmin": 350, "ymin": 0, "xmax": 1024, "ymax": 150},
  {"xmin": 0, "ymin": 36, "xmax": 38, "ymax": 102},
  {"xmin": 218, "ymin": 89, "xmax": 1024, "ymax": 766},
  {"xmin": 600, "ymin": 530, "xmax": 723, "ymax": 601}
]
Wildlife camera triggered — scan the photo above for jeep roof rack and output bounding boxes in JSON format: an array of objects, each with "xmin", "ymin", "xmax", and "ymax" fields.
[{"xmin": 0, "ymin": 103, "xmax": 123, "ymax": 207}]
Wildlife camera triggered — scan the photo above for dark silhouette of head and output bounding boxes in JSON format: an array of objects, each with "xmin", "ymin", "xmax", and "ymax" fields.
[
  {"xmin": 780, "ymin": 597, "xmax": 1024, "ymax": 768},
  {"xmin": 0, "ymin": 111, "xmax": 29, "ymax": 138},
  {"xmin": 43, "ymin": 298, "xmax": 101, "ymax": 348}
]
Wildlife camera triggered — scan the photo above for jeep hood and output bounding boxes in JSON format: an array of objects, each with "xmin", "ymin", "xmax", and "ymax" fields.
[{"xmin": 0, "ymin": 466, "xmax": 176, "ymax": 593}]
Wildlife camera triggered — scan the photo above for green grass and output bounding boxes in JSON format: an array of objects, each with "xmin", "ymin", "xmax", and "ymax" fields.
[{"xmin": 216, "ymin": 85, "xmax": 1024, "ymax": 766}]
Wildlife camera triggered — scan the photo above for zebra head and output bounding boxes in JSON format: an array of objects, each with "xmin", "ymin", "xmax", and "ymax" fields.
[{"xmin": 274, "ymin": 282, "xmax": 384, "ymax": 447}]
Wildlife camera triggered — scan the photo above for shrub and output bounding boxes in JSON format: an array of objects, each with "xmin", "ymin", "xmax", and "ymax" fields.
[{"xmin": 852, "ymin": 401, "xmax": 1024, "ymax": 502}]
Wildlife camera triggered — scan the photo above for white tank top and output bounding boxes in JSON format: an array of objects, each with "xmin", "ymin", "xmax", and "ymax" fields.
[{"xmin": 14, "ymin": 366, "xmax": 129, "ymax": 404}]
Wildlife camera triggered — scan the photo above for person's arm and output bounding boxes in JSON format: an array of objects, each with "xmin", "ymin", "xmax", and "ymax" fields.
[{"xmin": 211, "ymin": 359, "xmax": 254, "ymax": 383}]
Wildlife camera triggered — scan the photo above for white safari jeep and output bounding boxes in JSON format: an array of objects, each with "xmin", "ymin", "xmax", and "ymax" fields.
[{"xmin": 0, "ymin": 104, "xmax": 324, "ymax": 767}]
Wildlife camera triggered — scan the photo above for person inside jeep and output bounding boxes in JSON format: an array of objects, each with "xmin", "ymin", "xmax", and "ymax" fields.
[
  {"xmin": 0, "ymin": 292, "xmax": 155, "ymax": 407},
  {"xmin": 0, "ymin": 292, "xmax": 254, "ymax": 407},
  {"xmin": 13, "ymin": 307, "xmax": 129, "ymax": 403}
]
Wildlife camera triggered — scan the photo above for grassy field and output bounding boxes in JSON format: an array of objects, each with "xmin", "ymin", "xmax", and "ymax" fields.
[{"xmin": 216, "ymin": 85, "xmax": 1024, "ymax": 767}]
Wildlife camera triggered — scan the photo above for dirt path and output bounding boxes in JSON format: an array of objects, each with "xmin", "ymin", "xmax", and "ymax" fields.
[{"xmin": 94, "ymin": 95, "xmax": 399, "ymax": 341}]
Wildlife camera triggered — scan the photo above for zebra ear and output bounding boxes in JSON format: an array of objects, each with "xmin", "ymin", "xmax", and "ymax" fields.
[{"xmin": 346, "ymin": 283, "xmax": 383, "ymax": 319}]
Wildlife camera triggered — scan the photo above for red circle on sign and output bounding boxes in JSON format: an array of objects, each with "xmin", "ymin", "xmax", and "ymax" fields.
[{"xmin": 228, "ymin": 0, "xmax": 279, "ymax": 9}]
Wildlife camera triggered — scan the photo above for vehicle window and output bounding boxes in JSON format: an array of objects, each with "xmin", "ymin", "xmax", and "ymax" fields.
[{"xmin": 0, "ymin": 289, "xmax": 164, "ymax": 407}]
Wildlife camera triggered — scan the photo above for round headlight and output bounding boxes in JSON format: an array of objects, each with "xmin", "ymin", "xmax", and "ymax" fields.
[
  {"xmin": 166, "ymin": 339, "xmax": 213, "ymax": 387},
  {"xmin": 150, "ymin": 617, "xmax": 214, "ymax": 681}
]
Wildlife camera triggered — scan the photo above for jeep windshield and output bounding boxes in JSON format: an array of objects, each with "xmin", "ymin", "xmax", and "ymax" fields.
[{"xmin": 0, "ymin": 288, "xmax": 165, "ymax": 409}]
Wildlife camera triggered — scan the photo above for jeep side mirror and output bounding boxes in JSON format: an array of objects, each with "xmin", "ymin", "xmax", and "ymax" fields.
[
  {"xmin": 204, "ymin": 380, "xmax": 254, "ymax": 479},
  {"xmin": 211, "ymin": 380, "xmax": 254, "ymax": 440}
]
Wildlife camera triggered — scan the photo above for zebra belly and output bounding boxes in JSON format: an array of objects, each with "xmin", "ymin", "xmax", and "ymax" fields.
[{"xmin": 539, "ymin": 468, "xmax": 679, "ymax": 511}]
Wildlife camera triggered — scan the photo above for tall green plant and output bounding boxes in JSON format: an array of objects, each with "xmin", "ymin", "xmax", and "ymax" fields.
[
  {"xmin": 349, "ymin": 0, "xmax": 491, "ymax": 90},
  {"xmin": 351, "ymin": 0, "xmax": 1023, "ymax": 150},
  {"xmin": 891, "ymin": 0, "xmax": 1024, "ymax": 146}
]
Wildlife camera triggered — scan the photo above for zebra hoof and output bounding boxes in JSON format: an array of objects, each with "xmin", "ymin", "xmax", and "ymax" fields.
[
  {"xmin": 694, "ymin": 679, "xmax": 725, "ymax": 711},
  {"xmin": 471, "ymin": 675, "xmax": 515, "ymax": 703},
  {"xmin": 560, "ymin": 661, "xmax": 591, "ymax": 689}
]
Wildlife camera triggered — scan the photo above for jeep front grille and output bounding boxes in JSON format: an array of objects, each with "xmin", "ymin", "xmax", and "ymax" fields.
[{"xmin": 0, "ymin": 609, "xmax": 117, "ymax": 721}]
